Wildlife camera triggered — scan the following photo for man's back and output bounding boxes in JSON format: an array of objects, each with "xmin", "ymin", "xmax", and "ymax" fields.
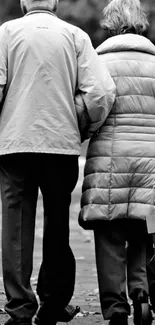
[
  {"xmin": 0, "ymin": 12, "xmax": 84, "ymax": 155},
  {"xmin": 0, "ymin": 9, "xmax": 116, "ymax": 156}
]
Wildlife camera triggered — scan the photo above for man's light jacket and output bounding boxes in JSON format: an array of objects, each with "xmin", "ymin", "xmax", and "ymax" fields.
[{"xmin": 0, "ymin": 10, "xmax": 115, "ymax": 155}]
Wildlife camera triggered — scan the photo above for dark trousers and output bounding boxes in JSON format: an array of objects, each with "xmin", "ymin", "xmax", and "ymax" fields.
[
  {"xmin": 0, "ymin": 153, "xmax": 79, "ymax": 320},
  {"xmin": 94, "ymin": 219, "xmax": 148, "ymax": 320},
  {"xmin": 146, "ymin": 234, "xmax": 155, "ymax": 309}
]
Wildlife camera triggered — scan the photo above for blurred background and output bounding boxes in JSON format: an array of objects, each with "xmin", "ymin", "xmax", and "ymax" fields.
[{"xmin": 0, "ymin": 0, "xmax": 155, "ymax": 48}]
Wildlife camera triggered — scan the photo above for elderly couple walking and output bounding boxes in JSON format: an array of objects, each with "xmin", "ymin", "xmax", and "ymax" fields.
[{"xmin": 0, "ymin": 0, "xmax": 155, "ymax": 324}]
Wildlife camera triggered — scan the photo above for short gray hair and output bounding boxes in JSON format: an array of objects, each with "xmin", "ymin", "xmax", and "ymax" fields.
[
  {"xmin": 101, "ymin": 0, "xmax": 149, "ymax": 35},
  {"xmin": 20, "ymin": 0, "xmax": 59, "ymax": 14}
]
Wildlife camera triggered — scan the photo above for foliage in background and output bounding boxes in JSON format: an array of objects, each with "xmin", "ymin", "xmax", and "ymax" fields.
[{"xmin": 0, "ymin": 0, "xmax": 155, "ymax": 47}]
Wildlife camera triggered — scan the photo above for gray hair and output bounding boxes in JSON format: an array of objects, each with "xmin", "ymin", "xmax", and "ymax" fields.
[
  {"xmin": 20, "ymin": 0, "xmax": 59, "ymax": 14},
  {"xmin": 101, "ymin": 0, "xmax": 149, "ymax": 35}
]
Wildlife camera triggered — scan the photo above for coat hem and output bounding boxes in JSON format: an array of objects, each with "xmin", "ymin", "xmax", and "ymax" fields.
[{"xmin": 0, "ymin": 147, "xmax": 81, "ymax": 156}]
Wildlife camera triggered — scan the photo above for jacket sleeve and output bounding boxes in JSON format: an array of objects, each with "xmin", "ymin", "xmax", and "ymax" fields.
[
  {"xmin": 75, "ymin": 92, "xmax": 103, "ymax": 142},
  {"xmin": 0, "ymin": 23, "xmax": 7, "ymax": 106},
  {"xmin": 75, "ymin": 30, "xmax": 116, "ymax": 138}
]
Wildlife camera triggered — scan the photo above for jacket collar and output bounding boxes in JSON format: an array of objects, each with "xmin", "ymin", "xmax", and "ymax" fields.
[
  {"xmin": 26, "ymin": 9, "xmax": 56, "ymax": 17},
  {"xmin": 96, "ymin": 34, "xmax": 155, "ymax": 56}
]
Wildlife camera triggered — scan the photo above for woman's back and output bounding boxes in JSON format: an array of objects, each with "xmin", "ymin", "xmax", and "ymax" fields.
[{"xmin": 80, "ymin": 33, "xmax": 155, "ymax": 226}]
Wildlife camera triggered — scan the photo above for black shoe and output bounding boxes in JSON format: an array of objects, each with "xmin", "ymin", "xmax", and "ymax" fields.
[
  {"xmin": 34, "ymin": 304, "xmax": 80, "ymax": 325},
  {"xmin": 35, "ymin": 316, "xmax": 56, "ymax": 325},
  {"xmin": 58, "ymin": 304, "xmax": 80, "ymax": 322},
  {"xmin": 5, "ymin": 318, "xmax": 32, "ymax": 325},
  {"xmin": 149, "ymin": 285, "xmax": 155, "ymax": 313},
  {"xmin": 132, "ymin": 290, "xmax": 153, "ymax": 325},
  {"xmin": 109, "ymin": 313, "xmax": 128, "ymax": 325},
  {"xmin": 133, "ymin": 302, "xmax": 152, "ymax": 325},
  {"xmin": 34, "ymin": 305, "xmax": 56, "ymax": 325}
]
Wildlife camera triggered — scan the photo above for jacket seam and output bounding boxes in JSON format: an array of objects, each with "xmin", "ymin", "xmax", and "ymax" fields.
[
  {"xmin": 107, "ymin": 114, "xmax": 155, "ymax": 117},
  {"xmin": 99, "ymin": 58, "xmax": 155, "ymax": 64},
  {"xmin": 84, "ymin": 172, "xmax": 155, "ymax": 176},
  {"xmin": 108, "ymin": 111, "xmax": 116, "ymax": 216},
  {"xmin": 83, "ymin": 186, "xmax": 155, "ymax": 189},
  {"xmin": 85, "ymin": 154, "xmax": 155, "ymax": 158},
  {"xmin": 116, "ymin": 94, "xmax": 155, "ymax": 98},
  {"xmin": 85, "ymin": 202, "xmax": 151, "ymax": 205},
  {"xmin": 113, "ymin": 76, "xmax": 155, "ymax": 80}
]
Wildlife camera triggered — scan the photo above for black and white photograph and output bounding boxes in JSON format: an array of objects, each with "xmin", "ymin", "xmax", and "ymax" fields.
[{"xmin": 0, "ymin": 1, "xmax": 155, "ymax": 325}]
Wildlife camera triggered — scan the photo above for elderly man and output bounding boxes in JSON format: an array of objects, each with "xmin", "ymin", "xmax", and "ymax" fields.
[{"xmin": 0, "ymin": 0, "xmax": 116, "ymax": 324}]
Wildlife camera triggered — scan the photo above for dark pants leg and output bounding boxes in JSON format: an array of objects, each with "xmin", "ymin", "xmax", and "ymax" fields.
[
  {"xmin": 0, "ymin": 154, "xmax": 39, "ymax": 320},
  {"xmin": 94, "ymin": 220, "xmax": 148, "ymax": 320},
  {"xmin": 94, "ymin": 221, "xmax": 130, "ymax": 320},
  {"xmin": 36, "ymin": 154, "xmax": 79, "ymax": 313},
  {"xmin": 127, "ymin": 220, "xmax": 148, "ymax": 300},
  {"xmin": 146, "ymin": 234, "xmax": 155, "ymax": 308}
]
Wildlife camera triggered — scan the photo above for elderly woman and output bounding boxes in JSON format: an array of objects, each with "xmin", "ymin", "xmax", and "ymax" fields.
[{"xmin": 79, "ymin": 0, "xmax": 155, "ymax": 324}]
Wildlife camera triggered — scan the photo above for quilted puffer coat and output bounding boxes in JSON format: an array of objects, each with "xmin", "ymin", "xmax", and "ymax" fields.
[{"xmin": 79, "ymin": 34, "xmax": 155, "ymax": 229}]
